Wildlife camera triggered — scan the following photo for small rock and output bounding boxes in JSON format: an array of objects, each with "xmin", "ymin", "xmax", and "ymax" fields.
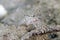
[{"xmin": 0, "ymin": 5, "xmax": 7, "ymax": 19}]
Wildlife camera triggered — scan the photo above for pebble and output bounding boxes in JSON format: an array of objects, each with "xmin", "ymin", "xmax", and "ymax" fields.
[{"xmin": 0, "ymin": 5, "xmax": 7, "ymax": 19}]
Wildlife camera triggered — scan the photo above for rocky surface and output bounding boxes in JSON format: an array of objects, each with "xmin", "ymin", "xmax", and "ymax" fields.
[{"xmin": 0, "ymin": 0, "xmax": 60, "ymax": 40}]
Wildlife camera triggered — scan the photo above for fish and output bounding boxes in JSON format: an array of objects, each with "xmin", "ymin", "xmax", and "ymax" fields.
[{"xmin": 21, "ymin": 16, "xmax": 60, "ymax": 40}]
